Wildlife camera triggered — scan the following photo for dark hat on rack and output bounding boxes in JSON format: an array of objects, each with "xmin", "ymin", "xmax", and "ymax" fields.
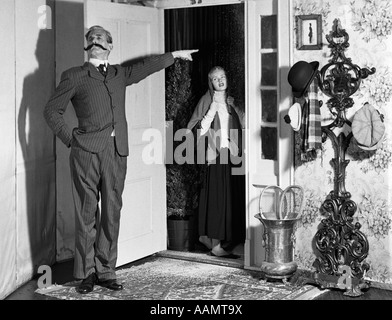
[{"xmin": 288, "ymin": 61, "xmax": 319, "ymax": 98}]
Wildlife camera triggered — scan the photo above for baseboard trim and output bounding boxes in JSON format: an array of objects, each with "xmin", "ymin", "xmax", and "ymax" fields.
[{"xmin": 369, "ymin": 280, "xmax": 392, "ymax": 291}]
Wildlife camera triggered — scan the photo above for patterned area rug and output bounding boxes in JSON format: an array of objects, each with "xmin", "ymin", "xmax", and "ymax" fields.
[{"xmin": 35, "ymin": 257, "xmax": 324, "ymax": 300}]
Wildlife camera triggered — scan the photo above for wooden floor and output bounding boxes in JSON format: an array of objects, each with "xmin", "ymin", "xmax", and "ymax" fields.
[
  {"xmin": 314, "ymin": 287, "xmax": 392, "ymax": 300},
  {"xmin": 5, "ymin": 258, "xmax": 75, "ymax": 300},
  {"xmin": 5, "ymin": 251, "xmax": 392, "ymax": 300}
]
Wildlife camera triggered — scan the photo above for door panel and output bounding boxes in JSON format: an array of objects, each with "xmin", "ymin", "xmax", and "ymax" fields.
[
  {"xmin": 245, "ymin": 0, "xmax": 292, "ymax": 269},
  {"xmin": 85, "ymin": 0, "xmax": 166, "ymax": 267}
]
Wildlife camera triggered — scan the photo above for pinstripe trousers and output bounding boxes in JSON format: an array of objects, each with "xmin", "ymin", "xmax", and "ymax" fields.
[{"xmin": 69, "ymin": 136, "xmax": 127, "ymax": 280}]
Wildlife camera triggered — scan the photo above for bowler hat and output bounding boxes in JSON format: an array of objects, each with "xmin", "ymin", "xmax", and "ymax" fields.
[{"xmin": 288, "ymin": 61, "xmax": 319, "ymax": 98}]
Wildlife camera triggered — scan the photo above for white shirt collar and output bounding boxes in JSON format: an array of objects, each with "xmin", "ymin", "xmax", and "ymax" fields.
[
  {"xmin": 213, "ymin": 90, "xmax": 227, "ymax": 104},
  {"xmin": 89, "ymin": 58, "xmax": 108, "ymax": 68}
]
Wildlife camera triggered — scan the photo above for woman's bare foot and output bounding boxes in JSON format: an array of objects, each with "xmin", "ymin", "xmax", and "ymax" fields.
[{"xmin": 199, "ymin": 235, "xmax": 212, "ymax": 250}]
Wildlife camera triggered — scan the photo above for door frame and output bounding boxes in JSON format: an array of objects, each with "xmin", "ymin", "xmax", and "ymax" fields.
[
  {"xmin": 244, "ymin": 0, "xmax": 293, "ymax": 269},
  {"xmin": 155, "ymin": 0, "xmax": 294, "ymax": 270},
  {"xmin": 160, "ymin": 0, "xmax": 249, "ymax": 263}
]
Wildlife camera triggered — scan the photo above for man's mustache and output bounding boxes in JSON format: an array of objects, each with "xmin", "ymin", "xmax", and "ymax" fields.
[{"xmin": 84, "ymin": 43, "xmax": 108, "ymax": 51}]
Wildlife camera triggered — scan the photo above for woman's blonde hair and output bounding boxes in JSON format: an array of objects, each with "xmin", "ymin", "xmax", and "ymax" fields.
[{"xmin": 208, "ymin": 66, "xmax": 226, "ymax": 80}]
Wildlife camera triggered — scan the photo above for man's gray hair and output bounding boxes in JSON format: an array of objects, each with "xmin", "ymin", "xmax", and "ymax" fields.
[{"xmin": 85, "ymin": 25, "xmax": 113, "ymax": 44}]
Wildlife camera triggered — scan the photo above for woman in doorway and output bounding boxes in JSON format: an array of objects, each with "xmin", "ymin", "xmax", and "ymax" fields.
[{"xmin": 187, "ymin": 66, "xmax": 245, "ymax": 257}]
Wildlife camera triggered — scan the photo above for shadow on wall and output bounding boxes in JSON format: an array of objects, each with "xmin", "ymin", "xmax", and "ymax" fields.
[
  {"xmin": 278, "ymin": 65, "xmax": 294, "ymax": 174},
  {"xmin": 16, "ymin": 0, "xmax": 85, "ymax": 277},
  {"xmin": 17, "ymin": 16, "xmax": 56, "ymax": 274}
]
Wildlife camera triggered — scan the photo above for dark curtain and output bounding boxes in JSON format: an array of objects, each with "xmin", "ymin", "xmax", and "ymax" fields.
[
  {"xmin": 164, "ymin": 4, "xmax": 245, "ymax": 111},
  {"xmin": 164, "ymin": 5, "xmax": 245, "ymax": 248}
]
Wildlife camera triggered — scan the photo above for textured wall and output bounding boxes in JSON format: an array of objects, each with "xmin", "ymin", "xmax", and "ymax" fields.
[{"xmin": 292, "ymin": 0, "xmax": 392, "ymax": 284}]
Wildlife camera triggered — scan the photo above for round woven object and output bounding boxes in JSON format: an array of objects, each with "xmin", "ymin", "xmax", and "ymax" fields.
[{"xmin": 352, "ymin": 103, "xmax": 385, "ymax": 150}]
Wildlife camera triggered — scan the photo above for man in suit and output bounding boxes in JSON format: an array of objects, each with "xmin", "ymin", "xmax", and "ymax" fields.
[{"xmin": 44, "ymin": 25, "xmax": 198, "ymax": 294}]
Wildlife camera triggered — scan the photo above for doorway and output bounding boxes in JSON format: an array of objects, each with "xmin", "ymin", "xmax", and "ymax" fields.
[{"xmin": 164, "ymin": 3, "xmax": 246, "ymax": 263}]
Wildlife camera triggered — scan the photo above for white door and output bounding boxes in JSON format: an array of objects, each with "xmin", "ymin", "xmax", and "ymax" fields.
[
  {"xmin": 245, "ymin": 0, "xmax": 292, "ymax": 269},
  {"xmin": 85, "ymin": 0, "xmax": 167, "ymax": 266}
]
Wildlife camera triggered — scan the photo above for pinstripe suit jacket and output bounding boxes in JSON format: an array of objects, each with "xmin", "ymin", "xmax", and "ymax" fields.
[{"xmin": 44, "ymin": 53, "xmax": 174, "ymax": 156}]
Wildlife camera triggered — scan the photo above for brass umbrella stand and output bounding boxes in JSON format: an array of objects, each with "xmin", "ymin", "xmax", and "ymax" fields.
[{"xmin": 294, "ymin": 19, "xmax": 376, "ymax": 297}]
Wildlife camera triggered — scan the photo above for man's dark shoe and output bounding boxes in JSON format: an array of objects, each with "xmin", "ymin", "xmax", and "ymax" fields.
[
  {"xmin": 96, "ymin": 278, "xmax": 123, "ymax": 291},
  {"xmin": 76, "ymin": 273, "xmax": 96, "ymax": 294}
]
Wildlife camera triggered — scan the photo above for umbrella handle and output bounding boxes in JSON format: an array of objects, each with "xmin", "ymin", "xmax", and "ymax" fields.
[
  {"xmin": 280, "ymin": 185, "xmax": 305, "ymax": 220},
  {"xmin": 259, "ymin": 185, "xmax": 283, "ymax": 220}
]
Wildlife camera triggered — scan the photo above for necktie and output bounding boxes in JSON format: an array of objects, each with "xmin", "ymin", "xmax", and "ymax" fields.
[{"xmin": 98, "ymin": 63, "xmax": 107, "ymax": 77}]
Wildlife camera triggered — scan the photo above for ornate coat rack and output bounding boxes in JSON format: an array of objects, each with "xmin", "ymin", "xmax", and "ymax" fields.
[{"xmin": 297, "ymin": 19, "xmax": 376, "ymax": 297}]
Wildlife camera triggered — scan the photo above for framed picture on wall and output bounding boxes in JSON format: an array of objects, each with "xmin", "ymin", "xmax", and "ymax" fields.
[{"xmin": 296, "ymin": 14, "xmax": 322, "ymax": 50}]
